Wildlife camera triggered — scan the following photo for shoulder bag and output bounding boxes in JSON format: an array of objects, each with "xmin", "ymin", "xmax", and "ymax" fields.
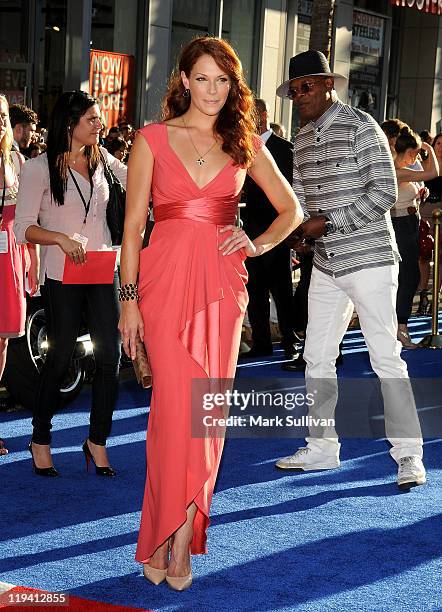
[{"xmin": 100, "ymin": 151, "xmax": 126, "ymax": 246}]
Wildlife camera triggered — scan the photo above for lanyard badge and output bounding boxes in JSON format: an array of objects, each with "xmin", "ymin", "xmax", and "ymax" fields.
[
  {"xmin": 0, "ymin": 229, "xmax": 8, "ymax": 254},
  {"xmin": 68, "ymin": 168, "xmax": 94, "ymax": 225}
]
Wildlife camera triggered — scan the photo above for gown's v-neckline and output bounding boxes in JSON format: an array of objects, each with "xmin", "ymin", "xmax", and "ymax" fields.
[{"xmin": 163, "ymin": 123, "xmax": 232, "ymax": 192}]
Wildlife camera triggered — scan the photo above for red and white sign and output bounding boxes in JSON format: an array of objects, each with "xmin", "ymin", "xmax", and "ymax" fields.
[
  {"xmin": 390, "ymin": 0, "xmax": 442, "ymax": 15},
  {"xmin": 89, "ymin": 50, "xmax": 134, "ymax": 129}
]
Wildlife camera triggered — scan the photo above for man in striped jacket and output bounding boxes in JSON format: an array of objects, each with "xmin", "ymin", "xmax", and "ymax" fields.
[{"xmin": 274, "ymin": 50, "xmax": 425, "ymax": 490}]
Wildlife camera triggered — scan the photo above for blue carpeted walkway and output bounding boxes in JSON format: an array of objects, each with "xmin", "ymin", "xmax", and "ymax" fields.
[{"xmin": 1, "ymin": 314, "xmax": 441, "ymax": 612}]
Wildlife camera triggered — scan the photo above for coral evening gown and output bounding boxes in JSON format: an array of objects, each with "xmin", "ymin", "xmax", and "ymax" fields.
[{"xmin": 135, "ymin": 123, "xmax": 262, "ymax": 562}]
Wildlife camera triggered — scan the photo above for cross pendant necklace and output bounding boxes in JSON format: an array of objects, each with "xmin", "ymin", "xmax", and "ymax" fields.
[{"xmin": 182, "ymin": 116, "xmax": 217, "ymax": 165}]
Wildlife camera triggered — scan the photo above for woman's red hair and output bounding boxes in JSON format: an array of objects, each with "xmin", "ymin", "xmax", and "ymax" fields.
[{"xmin": 161, "ymin": 37, "xmax": 257, "ymax": 167}]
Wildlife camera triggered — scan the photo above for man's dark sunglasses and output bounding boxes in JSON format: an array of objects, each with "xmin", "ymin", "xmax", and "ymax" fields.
[{"xmin": 286, "ymin": 81, "xmax": 315, "ymax": 100}]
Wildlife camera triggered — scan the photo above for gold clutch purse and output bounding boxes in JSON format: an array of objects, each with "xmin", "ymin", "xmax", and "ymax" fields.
[{"xmin": 132, "ymin": 335, "xmax": 152, "ymax": 388}]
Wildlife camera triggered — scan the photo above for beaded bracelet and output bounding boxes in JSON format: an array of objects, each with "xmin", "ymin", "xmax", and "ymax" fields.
[{"xmin": 118, "ymin": 282, "xmax": 139, "ymax": 302}]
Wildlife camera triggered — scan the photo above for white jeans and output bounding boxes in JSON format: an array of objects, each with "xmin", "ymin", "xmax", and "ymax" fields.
[{"xmin": 303, "ymin": 264, "xmax": 423, "ymax": 463}]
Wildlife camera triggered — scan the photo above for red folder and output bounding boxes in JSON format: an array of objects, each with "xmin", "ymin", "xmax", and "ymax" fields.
[{"xmin": 62, "ymin": 251, "xmax": 117, "ymax": 284}]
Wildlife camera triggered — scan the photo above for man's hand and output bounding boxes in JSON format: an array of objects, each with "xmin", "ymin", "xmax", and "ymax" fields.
[
  {"xmin": 285, "ymin": 215, "xmax": 330, "ymax": 249},
  {"xmin": 285, "ymin": 227, "xmax": 305, "ymax": 250},
  {"xmin": 299, "ymin": 216, "xmax": 327, "ymax": 239},
  {"xmin": 295, "ymin": 242, "xmax": 313, "ymax": 254}
]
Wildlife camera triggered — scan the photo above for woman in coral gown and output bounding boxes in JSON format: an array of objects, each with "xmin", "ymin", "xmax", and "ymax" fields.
[{"xmin": 119, "ymin": 37, "xmax": 302, "ymax": 590}]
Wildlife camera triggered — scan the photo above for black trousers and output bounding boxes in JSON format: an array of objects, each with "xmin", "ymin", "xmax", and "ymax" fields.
[
  {"xmin": 33, "ymin": 275, "xmax": 121, "ymax": 446},
  {"xmin": 293, "ymin": 252, "xmax": 314, "ymax": 333},
  {"xmin": 246, "ymin": 244, "xmax": 296, "ymax": 349},
  {"xmin": 392, "ymin": 215, "xmax": 420, "ymax": 324}
]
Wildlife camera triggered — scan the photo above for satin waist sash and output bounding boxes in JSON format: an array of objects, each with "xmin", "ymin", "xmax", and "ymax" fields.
[{"xmin": 153, "ymin": 195, "xmax": 239, "ymax": 226}]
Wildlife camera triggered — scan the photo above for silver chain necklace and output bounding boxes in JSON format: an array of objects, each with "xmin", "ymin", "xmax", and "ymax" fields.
[{"xmin": 181, "ymin": 116, "xmax": 217, "ymax": 166}]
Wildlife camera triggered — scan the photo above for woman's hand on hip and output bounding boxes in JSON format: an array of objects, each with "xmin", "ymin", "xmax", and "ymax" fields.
[
  {"xmin": 56, "ymin": 234, "xmax": 87, "ymax": 265},
  {"xmin": 118, "ymin": 302, "xmax": 144, "ymax": 361},
  {"xmin": 219, "ymin": 225, "xmax": 259, "ymax": 257}
]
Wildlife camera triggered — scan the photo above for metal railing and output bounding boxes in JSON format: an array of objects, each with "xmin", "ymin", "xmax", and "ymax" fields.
[{"xmin": 421, "ymin": 208, "xmax": 442, "ymax": 349}]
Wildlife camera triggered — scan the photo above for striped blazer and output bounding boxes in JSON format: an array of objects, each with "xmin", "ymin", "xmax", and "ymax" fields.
[{"xmin": 293, "ymin": 100, "xmax": 400, "ymax": 277}]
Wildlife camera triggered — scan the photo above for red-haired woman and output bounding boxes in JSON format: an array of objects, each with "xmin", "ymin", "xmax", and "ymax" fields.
[{"xmin": 119, "ymin": 37, "xmax": 302, "ymax": 589}]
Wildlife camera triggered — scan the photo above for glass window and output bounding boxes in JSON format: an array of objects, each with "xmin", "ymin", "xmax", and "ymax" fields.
[
  {"xmin": 353, "ymin": 0, "xmax": 389, "ymax": 15},
  {"xmin": 0, "ymin": 0, "xmax": 30, "ymax": 105},
  {"xmin": 91, "ymin": 0, "xmax": 115, "ymax": 52},
  {"xmin": 386, "ymin": 7, "xmax": 401, "ymax": 119},
  {"xmin": 91, "ymin": 0, "xmax": 138, "ymax": 54},
  {"xmin": 0, "ymin": 0, "xmax": 29, "ymax": 62},
  {"xmin": 170, "ymin": 0, "xmax": 216, "ymax": 72},
  {"xmin": 348, "ymin": 9, "xmax": 386, "ymax": 121},
  {"xmin": 35, "ymin": 0, "xmax": 67, "ymax": 126},
  {"xmin": 296, "ymin": 0, "xmax": 312, "ymax": 55},
  {"xmin": 289, "ymin": 0, "xmax": 313, "ymax": 138},
  {"xmin": 170, "ymin": 0, "xmax": 261, "ymax": 88},
  {"xmin": 221, "ymin": 0, "xmax": 259, "ymax": 85}
]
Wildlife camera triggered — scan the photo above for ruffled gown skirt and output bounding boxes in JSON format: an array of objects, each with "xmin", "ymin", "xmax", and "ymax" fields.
[{"xmin": 135, "ymin": 218, "xmax": 248, "ymax": 561}]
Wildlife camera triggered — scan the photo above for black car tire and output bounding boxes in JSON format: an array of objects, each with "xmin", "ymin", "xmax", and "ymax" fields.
[{"xmin": 2, "ymin": 298, "xmax": 85, "ymax": 409}]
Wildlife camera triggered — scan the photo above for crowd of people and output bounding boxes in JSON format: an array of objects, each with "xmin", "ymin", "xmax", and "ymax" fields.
[
  {"xmin": 0, "ymin": 39, "xmax": 440, "ymax": 589},
  {"xmin": 8, "ymin": 102, "xmax": 135, "ymax": 163},
  {"xmin": 380, "ymin": 119, "xmax": 440, "ymax": 347}
]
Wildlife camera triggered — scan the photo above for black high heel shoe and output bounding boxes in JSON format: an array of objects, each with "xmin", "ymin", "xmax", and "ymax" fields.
[
  {"xmin": 82, "ymin": 440, "xmax": 116, "ymax": 477},
  {"xmin": 28, "ymin": 442, "xmax": 59, "ymax": 477},
  {"xmin": 416, "ymin": 290, "xmax": 431, "ymax": 316}
]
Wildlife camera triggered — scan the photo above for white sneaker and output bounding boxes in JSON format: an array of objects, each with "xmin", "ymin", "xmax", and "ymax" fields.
[
  {"xmin": 397, "ymin": 456, "xmax": 426, "ymax": 489},
  {"xmin": 275, "ymin": 446, "xmax": 340, "ymax": 471}
]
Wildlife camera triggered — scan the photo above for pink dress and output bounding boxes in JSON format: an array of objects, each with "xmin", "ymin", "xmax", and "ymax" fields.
[
  {"xmin": 135, "ymin": 123, "xmax": 262, "ymax": 561},
  {"xmin": 0, "ymin": 153, "xmax": 26, "ymax": 339}
]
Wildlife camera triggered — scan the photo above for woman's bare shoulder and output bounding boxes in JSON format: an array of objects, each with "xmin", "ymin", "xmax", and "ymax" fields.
[
  {"xmin": 162, "ymin": 118, "xmax": 187, "ymax": 136},
  {"xmin": 162, "ymin": 117, "xmax": 183, "ymax": 126}
]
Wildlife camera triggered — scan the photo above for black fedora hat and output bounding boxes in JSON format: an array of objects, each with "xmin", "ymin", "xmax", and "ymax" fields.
[{"xmin": 276, "ymin": 50, "xmax": 346, "ymax": 98}]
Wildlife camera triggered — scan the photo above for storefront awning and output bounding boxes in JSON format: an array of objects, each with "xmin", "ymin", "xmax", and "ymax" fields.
[{"xmin": 390, "ymin": 0, "xmax": 442, "ymax": 15}]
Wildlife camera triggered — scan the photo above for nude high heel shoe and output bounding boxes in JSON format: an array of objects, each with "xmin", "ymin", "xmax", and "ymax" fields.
[
  {"xmin": 165, "ymin": 572, "xmax": 193, "ymax": 591},
  {"xmin": 166, "ymin": 541, "xmax": 192, "ymax": 591},
  {"xmin": 143, "ymin": 564, "xmax": 167, "ymax": 586},
  {"xmin": 143, "ymin": 539, "xmax": 171, "ymax": 585}
]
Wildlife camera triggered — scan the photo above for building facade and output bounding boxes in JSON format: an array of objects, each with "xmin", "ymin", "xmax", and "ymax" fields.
[{"xmin": 1, "ymin": 0, "xmax": 441, "ymax": 136}]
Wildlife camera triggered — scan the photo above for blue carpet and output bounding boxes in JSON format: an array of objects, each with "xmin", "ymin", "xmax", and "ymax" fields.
[{"xmin": 1, "ymin": 314, "xmax": 441, "ymax": 611}]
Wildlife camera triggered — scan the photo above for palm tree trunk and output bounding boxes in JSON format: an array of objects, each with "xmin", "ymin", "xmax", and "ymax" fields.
[{"xmin": 309, "ymin": 0, "xmax": 336, "ymax": 59}]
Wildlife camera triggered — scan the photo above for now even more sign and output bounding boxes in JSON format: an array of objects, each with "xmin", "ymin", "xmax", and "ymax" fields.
[{"xmin": 89, "ymin": 50, "xmax": 134, "ymax": 129}]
